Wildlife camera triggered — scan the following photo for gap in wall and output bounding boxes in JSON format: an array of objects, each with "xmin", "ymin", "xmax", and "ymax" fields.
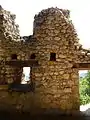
[{"xmin": 79, "ymin": 70, "xmax": 90, "ymax": 112}]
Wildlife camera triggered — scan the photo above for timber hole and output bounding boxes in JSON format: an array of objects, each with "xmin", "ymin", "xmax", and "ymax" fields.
[
  {"xmin": 50, "ymin": 53, "xmax": 56, "ymax": 61},
  {"xmin": 30, "ymin": 53, "xmax": 36, "ymax": 59},
  {"xmin": 11, "ymin": 54, "xmax": 17, "ymax": 60}
]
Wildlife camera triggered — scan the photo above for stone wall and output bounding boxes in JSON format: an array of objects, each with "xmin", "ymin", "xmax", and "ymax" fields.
[
  {"xmin": 32, "ymin": 7, "xmax": 80, "ymax": 110},
  {"xmin": 0, "ymin": 6, "xmax": 90, "ymax": 113}
]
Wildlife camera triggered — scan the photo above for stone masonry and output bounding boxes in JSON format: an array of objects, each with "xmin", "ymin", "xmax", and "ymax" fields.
[{"xmin": 0, "ymin": 5, "xmax": 90, "ymax": 113}]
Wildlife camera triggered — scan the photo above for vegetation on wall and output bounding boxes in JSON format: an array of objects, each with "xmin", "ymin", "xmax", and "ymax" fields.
[{"xmin": 80, "ymin": 71, "xmax": 90, "ymax": 105}]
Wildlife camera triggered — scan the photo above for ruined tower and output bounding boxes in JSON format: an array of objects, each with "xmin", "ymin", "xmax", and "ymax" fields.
[{"xmin": 32, "ymin": 8, "xmax": 80, "ymax": 110}]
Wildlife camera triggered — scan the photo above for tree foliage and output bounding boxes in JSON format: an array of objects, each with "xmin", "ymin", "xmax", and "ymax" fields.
[{"xmin": 80, "ymin": 71, "xmax": 90, "ymax": 105}]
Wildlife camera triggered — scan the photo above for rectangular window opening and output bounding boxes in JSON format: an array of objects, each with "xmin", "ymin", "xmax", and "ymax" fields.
[
  {"xmin": 21, "ymin": 67, "xmax": 31, "ymax": 84},
  {"xmin": 8, "ymin": 66, "xmax": 34, "ymax": 92}
]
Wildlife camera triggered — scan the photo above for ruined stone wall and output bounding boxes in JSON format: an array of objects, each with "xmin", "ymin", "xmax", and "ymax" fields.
[
  {"xmin": 0, "ymin": 6, "xmax": 90, "ymax": 113},
  {"xmin": 0, "ymin": 5, "xmax": 38, "ymax": 84},
  {"xmin": 0, "ymin": 5, "xmax": 20, "ymax": 42}
]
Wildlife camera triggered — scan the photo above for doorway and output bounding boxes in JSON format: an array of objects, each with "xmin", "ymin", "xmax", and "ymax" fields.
[{"xmin": 79, "ymin": 70, "xmax": 90, "ymax": 112}]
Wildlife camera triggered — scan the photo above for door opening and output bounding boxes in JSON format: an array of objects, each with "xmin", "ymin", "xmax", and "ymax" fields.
[{"xmin": 79, "ymin": 70, "xmax": 90, "ymax": 112}]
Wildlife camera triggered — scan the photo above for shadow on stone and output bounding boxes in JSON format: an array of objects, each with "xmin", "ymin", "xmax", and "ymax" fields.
[{"xmin": 0, "ymin": 109, "xmax": 89, "ymax": 120}]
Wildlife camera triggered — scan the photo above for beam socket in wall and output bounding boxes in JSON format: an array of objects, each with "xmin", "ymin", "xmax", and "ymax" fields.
[
  {"xmin": 30, "ymin": 53, "xmax": 36, "ymax": 59},
  {"xmin": 50, "ymin": 53, "xmax": 56, "ymax": 61},
  {"xmin": 11, "ymin": 54, "xmax": 17, "ymax": 60}
]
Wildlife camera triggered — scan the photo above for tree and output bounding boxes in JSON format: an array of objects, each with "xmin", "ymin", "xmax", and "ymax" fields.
[
  {"xmin": 79, "ymin": 71, "xmax": 90, "ymax": 105},
  {"xmin": 84, "ymin": 71, "xmax": 90, "ymax": 96}
]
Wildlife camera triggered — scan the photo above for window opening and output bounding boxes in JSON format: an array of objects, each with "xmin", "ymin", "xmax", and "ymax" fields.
[{"xmin": 21, "ymin": 67, "xmax": 31, "ymax": 84}]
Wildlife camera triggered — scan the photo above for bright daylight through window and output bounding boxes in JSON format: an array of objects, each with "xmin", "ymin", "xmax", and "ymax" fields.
[{"xmin": 21, "ymin": 67, "xmax": 31, "ymax": 84}]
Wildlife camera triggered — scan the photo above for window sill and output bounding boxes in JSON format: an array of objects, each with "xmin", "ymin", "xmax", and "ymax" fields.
[
  {"xmin": 8, "ymin": 83, "xmax": 35, "ymax": 92},
  {"xmin": 0, "ymin": 83, "xmax": 35, "ymax": 92}
]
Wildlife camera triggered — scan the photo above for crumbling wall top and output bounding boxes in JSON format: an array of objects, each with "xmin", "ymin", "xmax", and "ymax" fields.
[
  {"xmin": 34, "ymin": 7, "xmax": 70, "ymax": 19},
  {"xmin": 0, "ymin": 5, "xmax": 20, "ymax": 42}
]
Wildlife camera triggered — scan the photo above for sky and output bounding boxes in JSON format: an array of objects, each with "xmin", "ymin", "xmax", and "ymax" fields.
[{"xmin": 1, "ymin": 0, "xmax": 90, "ymax": 49}]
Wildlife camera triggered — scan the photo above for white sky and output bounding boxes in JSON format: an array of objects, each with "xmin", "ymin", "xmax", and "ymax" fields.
[{"xmin": 1, "ymin": 0, "xmax": 90, "ymax": 49}]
